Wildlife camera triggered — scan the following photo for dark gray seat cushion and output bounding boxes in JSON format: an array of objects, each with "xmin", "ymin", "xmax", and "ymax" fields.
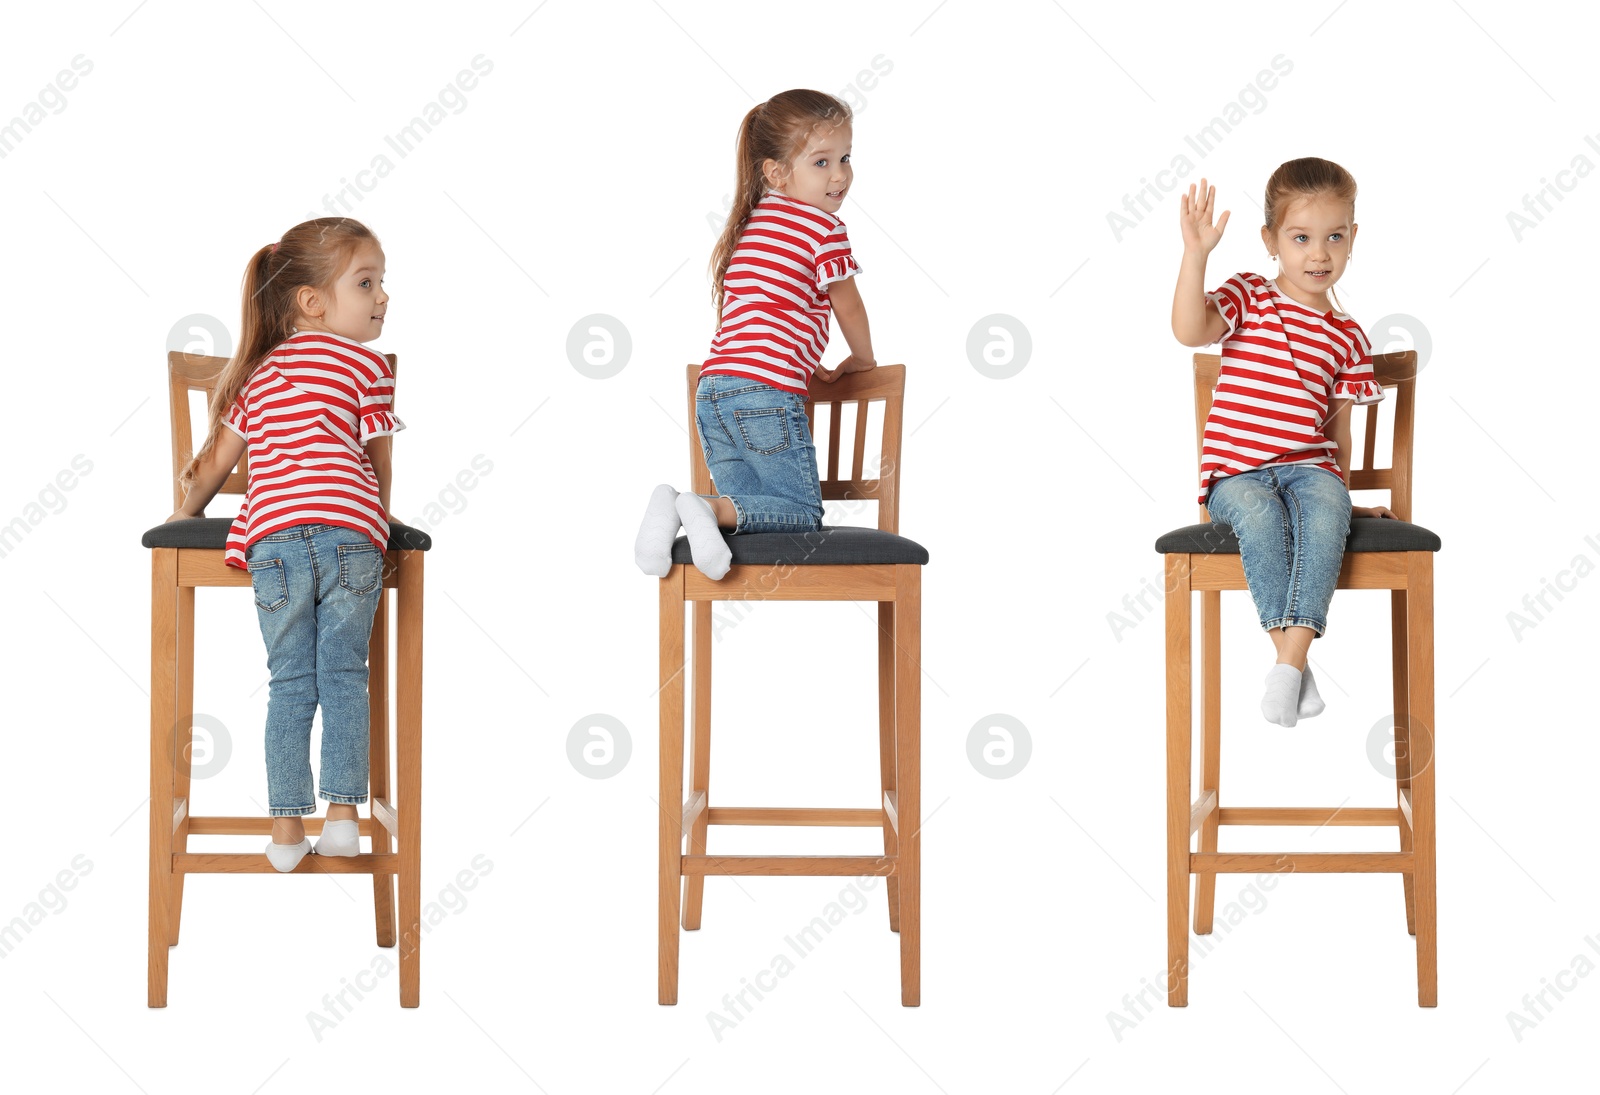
[
  {"xmin": 1155, "ymin": 517, "xmax": 1440, "ymax": 555},
  {"xmin": 671, "ymin": 525, "xmax": 927, "ymax": 567},
  {"xmin": 142, "ymin": 517, "xmax": 433, "ymax": 552}
]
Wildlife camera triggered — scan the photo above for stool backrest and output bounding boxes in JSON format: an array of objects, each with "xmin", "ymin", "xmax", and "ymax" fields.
[
  {"xmin": 166, "ymin": 349, "xmax": 398, "ymax": 511},
  {"xmin": 685, "ymin": 364, "xmax": 908, "ymax": 534},
  {"xmin": 1191, "ymin": 349, "xmax": 1419, "ymax": 524}
]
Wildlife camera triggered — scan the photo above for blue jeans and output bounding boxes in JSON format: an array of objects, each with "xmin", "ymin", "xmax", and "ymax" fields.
[
  {"xmin": 245, "ymin": 523, "xmax": 383, "ymax": 816},
  {"xmin": 693, "ymin": 374, "xmax": 824, "ymax": 534},
  {"xmin": 1204, "ymin": 464, "xmax": 1352, "ymax": 638}
]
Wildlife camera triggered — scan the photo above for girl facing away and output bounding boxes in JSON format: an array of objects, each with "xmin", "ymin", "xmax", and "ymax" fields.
[
  {"xmin": 634, "ymin": 88, "xmax": 878, "ymax": 580},
  {"xmin": 1171, "ymin": 159, "xmax": 1398, "ymax": 728},
  {"xmin": 165, "ymin": 218, "xmax": 404, "ymax": 871}
]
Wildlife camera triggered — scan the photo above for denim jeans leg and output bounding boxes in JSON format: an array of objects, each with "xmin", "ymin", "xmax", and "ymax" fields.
[
  {"xmin": 311, "ymin": 526, "xmax": 381, "ymax": 804},
  {"xmin": 1205, "ymin": 469, "xmax": 1293, "ymax": 634},
  {"xmin": 694, "ymin": 376, "xmax": 824, "ymax": 534},
  {"xmin": 248, "ymin": 531, "xmax": 319, "ymax": 817},
  {"xmin": 1275, "ymin": 466, "xmax": 1351, "ymax": 637}
]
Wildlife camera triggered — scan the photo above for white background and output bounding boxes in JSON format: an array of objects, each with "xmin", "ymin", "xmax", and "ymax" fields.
[{"xmin": 1, "ymin": 1, "xmax": 1595, "ymax": 1091}]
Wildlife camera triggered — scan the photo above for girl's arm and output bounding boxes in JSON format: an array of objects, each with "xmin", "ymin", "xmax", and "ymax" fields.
[
  {"xmin": 365, "ymin": 435, "xmax": 394, "ymax": 522},
  {"xmin": 1328, "ymin": 399, "xmax": 1397, "ymax": 519},
  {"xmin": 1172, "ymin": 181, "xmax": 1231, "ymax": 347},
  {"xmin": 816, "ymin": 276, "xmax": 875, "ymax": 383},
  {"xmin": 166, "ymin": 429, "xmax": 246, "ymax": 522}
]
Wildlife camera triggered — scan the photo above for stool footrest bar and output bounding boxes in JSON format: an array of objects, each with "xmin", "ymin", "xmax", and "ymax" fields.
[
  {"xmin": 1191, "ymin": 852, "xmax": 1413, "ymax": 873},
  {"xmin": 173, "ymin": 853, "xmax": 398, "ymax": 875},
  {"xmin": 681, "ymin": 855, "xmax": 895, "ymax": 876},
  {"xmin": 1217, "ymin": 807, "xmax": 1404, "ymax": 827},
  {"xmin": 704, "ymin": 807, "xmax": 883, "ymax": 827},
  {"xmin": 184, "ymin": 816, "xmax": 378, "ymax": 837}
]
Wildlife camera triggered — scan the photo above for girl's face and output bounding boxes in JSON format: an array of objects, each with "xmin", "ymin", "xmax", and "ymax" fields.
[
  {"xmin": 1260, "ymin": 193, "xmax": 1357, "ymax": 311},
  {"xmin": 765, "ymin": 122, "xmax": 852, "ymax": 213},
  {"xmin": 296, "ymin": 240, "xmax": 389, "ymax": 342}
]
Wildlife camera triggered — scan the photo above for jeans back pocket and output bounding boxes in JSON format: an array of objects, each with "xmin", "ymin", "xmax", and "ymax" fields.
[
  {"xmin": 733, "ymin": 406, "xmax": 792, "ymax": 456},
  {"xmin": 337, "ymin": 543, "xmax": 383, "ymax": 595},
  {"xmin": 250, "ymin": 557, "xmax": 289, "ymax": 612}
]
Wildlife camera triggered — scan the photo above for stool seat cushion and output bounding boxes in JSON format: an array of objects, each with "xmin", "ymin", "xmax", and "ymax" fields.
[
  {"xmin": 141, "ymin": 517, "xmax": 433, "ymax": 552},
  {"xmin": 671, "ymin": 525, "xmax": 928, "ymax": 567},
  {"xmin": 1154, "ymin": 517, "xmax": 1440, "ymax": 555}
]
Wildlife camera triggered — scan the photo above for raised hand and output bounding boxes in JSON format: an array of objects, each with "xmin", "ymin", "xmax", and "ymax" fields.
[{"xmin": 1179, "ymin": 178, "xmax": 1231, "ymax": 255}]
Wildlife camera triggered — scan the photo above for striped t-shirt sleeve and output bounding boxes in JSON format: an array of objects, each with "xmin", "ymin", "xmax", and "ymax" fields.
[
  {"xmin": 357, "ymin": 354, "xmax": 407, "ymax": 443},
  {"xmin": 1331, "ymin": 322, "xmax": 1384, "ymax": 404},
  {"xmin": 1204, "ymin": 273, "xmax": 1252, "ymax": 341},
  {"xmin": 223, "ymin": 395, "xmax": 247, "ymax": 438},
  {"xmin": 815, "ymin": 221, "xmax": 861, "ymax": 291}
]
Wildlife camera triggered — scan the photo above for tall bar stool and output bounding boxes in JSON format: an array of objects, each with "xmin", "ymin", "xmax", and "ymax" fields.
[
  {"xmin": 1157, "ymin": 349, "xmax": 1441, "ymax": 1006},
  {"xmin": 658, "ymin": 363, "xmax": 929, "ymax": 1006},
  {"xmin": 141, "ymin": 350, "xmax": 431, "ymax": 1007}
]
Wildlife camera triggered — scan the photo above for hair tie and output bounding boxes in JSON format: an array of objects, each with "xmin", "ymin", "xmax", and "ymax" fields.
[{"xmin": 270, "ymin": 242, "xmax": 279, "ymax": 254}]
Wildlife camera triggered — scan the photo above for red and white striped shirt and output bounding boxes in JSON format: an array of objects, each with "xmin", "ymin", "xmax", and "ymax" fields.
[
  {"xmin": 701, "ymin": 189, "xmax": 862, "ymax": 395},
  {"xmin": 222, "ymin": 330, "xmax": 404, "ymax": 570},
  {"xmin": 1198, "ymin": 271, "xmax": 1383, "ymax": 506}
]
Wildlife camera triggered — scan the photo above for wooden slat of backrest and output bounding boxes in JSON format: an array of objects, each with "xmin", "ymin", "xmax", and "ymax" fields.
[
  {"xmin": 683, "ymin": 363, "xmax": 907, "ymax": 534},
  {"xmin": 827, "ymin": 401, "xmax": 842, "ymax": 483},
  {"xmin": 1192, "ymin": 350, "xmax": 1418, "ymax": 524},
  {"xmin": 167, "ymin": 348, "xmax": 399, "ymax": 512}
]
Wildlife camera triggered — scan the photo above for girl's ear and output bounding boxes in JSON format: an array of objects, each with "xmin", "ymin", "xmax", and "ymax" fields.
[
  {"xmin": 294, "ymin": 283, "xmax": 324, "ymax": 320},
  {"xmin": 761, "ymin": 157, "xmax": 788, "ymax": 190}
]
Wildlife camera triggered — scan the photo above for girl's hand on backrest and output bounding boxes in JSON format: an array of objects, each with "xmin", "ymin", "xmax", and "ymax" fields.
[
  {"xmin": 815, "ymin": 354, "xmax": 876, "ymax": 383},
  {"xmin": 1180, "ymin": 178, "xmax": 1230, "ymax": 255}
]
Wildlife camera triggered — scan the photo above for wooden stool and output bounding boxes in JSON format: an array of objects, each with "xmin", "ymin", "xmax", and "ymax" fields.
[
  {"xmin": 1157, "ymin": 349, "xmax": 1441, "ymax": 1006},
  {"xmin": 142, "ymin": 350, "xmax": 431, "ymax": 1008},
  {"xmin": 658, "ymin": 364, "xmax": 929, "ymax": 1006}
]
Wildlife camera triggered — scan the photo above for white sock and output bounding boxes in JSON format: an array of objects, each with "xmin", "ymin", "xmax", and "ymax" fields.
[
  {"xmin": 634, "ymin": 483, "xmax": 681, "ymax": 577},
  {"xmin": 674, "ymin": 492, "xmax": 731, "ymax": 580},
  {"xmin": 265, "ymin": 836, "xmax": 311, "ymax": 872},
  {"xmin": 1261, "ymin": 663, "xmax": 1302, "ymax": 727},
  {"xmin": 313, "ymin": 818, "xmax": 360, "ymax": 857},
  {"xmin": 1298, "ymin": 662, "xmax": 1326, "ymax": 718}
]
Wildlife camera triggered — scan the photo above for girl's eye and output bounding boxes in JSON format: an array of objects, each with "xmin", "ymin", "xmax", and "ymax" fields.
[
  {"xmin": 1328, "ymin": 233, "xmax": 1343, "ymax": 243},
  {"xmin": 840, "ymin": 153, "xmax": 850, "ymax": 163},
  {"xmin": 1292, "ymin": 234, "xmax": 1309, "ymax": 244},
  {"xmin": 814, "ymin": 158, "xmax": 828, "ymax": 168}
]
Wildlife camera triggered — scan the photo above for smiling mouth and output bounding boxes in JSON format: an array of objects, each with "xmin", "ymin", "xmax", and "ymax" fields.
[{"xmin": 827, "ymin": 189, "xmax": 846, "ymax": 200}]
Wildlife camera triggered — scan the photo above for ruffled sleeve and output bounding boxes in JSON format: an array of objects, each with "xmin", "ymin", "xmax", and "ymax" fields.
[
  {"xmin": 357, "ymin": 355, "xmax": 408, "ymax": 444},
  {"xmin": 815, "ymin": 221, "xmax": 862, "ymax": 292},
  {"xmin": 1331, "ymin": 323, "xmax": 1385, "ymax": 405},
  {"xmin": 223, "ymin": 394, "xmax": 247, "ymax": 439},
  {"xmin": 1203, "ymin": 272, "xmax": 1253, "ymax": 343}
]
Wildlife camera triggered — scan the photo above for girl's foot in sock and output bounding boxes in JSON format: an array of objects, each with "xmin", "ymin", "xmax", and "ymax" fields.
[
  {"xmin": 634, "ymin": 483, "xmax": 681, "ymax": 577},
  {"xmin": 265, "ymin": 836, "xmax": 311, "ymax": 872},
  {"xmin": 1261, "ymin": 663, "xmax": 1302, "ymax": 727},
  {"xmin": 314, "ymin": 818, "xmax": 361, "ymax": 857},
  {"xmin": 675, "ymin": 492, "xmax": 731, "ymax": 580},
  {"xmin": 1298, "ymin": 662, "xmax": 1326, "ymax": 718}
]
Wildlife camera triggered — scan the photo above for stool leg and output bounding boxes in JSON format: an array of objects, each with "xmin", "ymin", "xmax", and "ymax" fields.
[
  {"xmin": 169, "ymin": 584, "xmax": 195, "ymax": 947},
  {"xmin": 1193, "ymin": 589, "xmax": 1222, "ymax": 934},
  {"xmin": 1406, "ymin": 554, "xmax": 1438, "ymax": 1007},
  {"xmin": 1390, "ymin": 588, "xmax": 1417, "ymax": 936},
  {"xmin": 682, "ymin": 600, "xmax": 713, "ymax": 931},
  {"xmin": 893, "ymin": 566, "xmax": 921, "ymax": 1006},
  {"xmin": 1165, "ymin": 554, "xmax": 1193, "ymax": 1007},
  {"xmin": 396, "ymin": 553, "xmax": 424, "ymax": 1008},
  {"xmin": 148, "ymin": 549, "xmax": 177, "ymax": 1008},
  {"xmin": 369, "ymin": 587, "xmax": 396, "ymax": 948},
  {"xmin": 658, "ymin": 568, "xmax": 686, "ymax": 1005},
  {"xmin": 877, "ymin": 599, "xmax": 900, "ymax": 933}
]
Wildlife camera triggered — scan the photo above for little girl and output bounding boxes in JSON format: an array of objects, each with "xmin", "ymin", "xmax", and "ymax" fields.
[
  {"xmin": 165, "ymin": 217, "xmax": 403, "ymax": 871},
  {"xmin": 635, "ymin": 88, "xmax": 878, "ymax": 580},
  {"xmin": 1170, "ymin": 159, "xmax": 1397, "ymax": 727}
]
